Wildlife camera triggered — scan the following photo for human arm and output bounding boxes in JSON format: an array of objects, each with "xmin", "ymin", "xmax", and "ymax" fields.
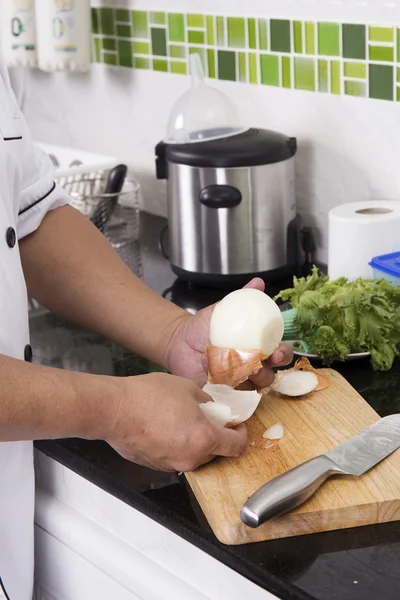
[
  {"xmin": 19, "ymin": 204, "xmax": 187, "ymax": 369},
  {"xmin": 19, "ymin": 205, "xmax": 293, "ymax": 384},
  {"xmin": 0, "ymin": 355, "xmax": 246, "ymax": 471}
]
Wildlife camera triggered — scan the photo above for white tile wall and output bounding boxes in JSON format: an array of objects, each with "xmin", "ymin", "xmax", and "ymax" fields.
[{"xmin": 17, "ymin": 0, "xmax": 400, "ymax": 263}]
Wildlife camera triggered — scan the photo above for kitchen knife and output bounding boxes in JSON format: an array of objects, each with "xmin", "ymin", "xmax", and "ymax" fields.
[{"xmin": 241, "ymin": 414, "xmax": 400, "ymax": 528}]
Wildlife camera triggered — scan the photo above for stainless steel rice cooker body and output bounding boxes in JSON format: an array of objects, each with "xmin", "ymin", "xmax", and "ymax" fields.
[{"xmin": 155, "ymin": 128, "xmax": 298, "ymax": 285}]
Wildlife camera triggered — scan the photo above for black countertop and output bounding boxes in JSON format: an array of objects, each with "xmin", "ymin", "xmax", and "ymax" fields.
[{"xmin": 32, "ymin": 213, "xmax": 400, "ymax": 600}]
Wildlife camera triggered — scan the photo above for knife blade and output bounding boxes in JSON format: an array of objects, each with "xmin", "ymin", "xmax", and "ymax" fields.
[{"xmin": 240, "ymin": 414, "xmax": 400, "ymax": 528}]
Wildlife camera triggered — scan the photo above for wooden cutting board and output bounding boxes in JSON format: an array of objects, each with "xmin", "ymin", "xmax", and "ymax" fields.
[{"xmin": 185, "ymin": 369, "xmax": 400, "ymax": 545}]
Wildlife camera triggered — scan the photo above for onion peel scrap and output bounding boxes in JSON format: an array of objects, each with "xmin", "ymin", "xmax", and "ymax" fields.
[
  {"xmin": 206, "ymin": 345, "xmax": 267, "ymax": 388},
  {"xmin": 200, "ymin": 383, "xmax": 262, "ymax": 427},
  {"xmin": 271, "ymin": 357, "xmax": 330, "ymax": 397},
  {"xmin": 292, "ymin": 357, "xmax": 330, "ymax": 391}
]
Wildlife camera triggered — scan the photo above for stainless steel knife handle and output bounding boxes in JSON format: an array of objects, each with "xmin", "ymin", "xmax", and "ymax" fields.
[{"xmin": 240, "ymin": 455, "xmax": 346, "ymax": 528}]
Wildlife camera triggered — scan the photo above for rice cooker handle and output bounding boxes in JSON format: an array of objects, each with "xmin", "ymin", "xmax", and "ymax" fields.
[{"xmin": 199, "ymin": 185, "xmax": 242, "ymax": 209}]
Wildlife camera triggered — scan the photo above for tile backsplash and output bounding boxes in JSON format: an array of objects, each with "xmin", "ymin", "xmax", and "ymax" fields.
[
  {"xmin": 21, "ymin": 1, "xmax": 400, "ymax": 265},
  {"xmin": 92, "ymin": 7, "xmax": 400, "ymax": 102}
]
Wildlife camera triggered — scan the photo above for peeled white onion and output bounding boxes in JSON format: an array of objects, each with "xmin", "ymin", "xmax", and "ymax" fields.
[
  {"xmin": 200, "ymin": 383, "xmax": 262, "ymax": 427},
  {"xmin": 272, "ymin": 371, "xmax": 318, "ymax": 397},
  {"xmin": 210, "ymin": 288, "xmax": 284, "ymax": 358}
]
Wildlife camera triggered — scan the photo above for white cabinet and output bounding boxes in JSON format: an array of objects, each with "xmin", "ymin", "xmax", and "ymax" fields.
[
  {"xmin": 34, "ymin": 451, "xmax": 278, "ymax": 600},
  {"xmin": 35, "ymin": 525, "xmax": 141, "ymax": 600}
]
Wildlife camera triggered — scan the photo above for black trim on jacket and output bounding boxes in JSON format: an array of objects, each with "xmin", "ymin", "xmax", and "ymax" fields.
[{"xmin": 18, "ymin": 181, "xmax": 56, "ymax": 216}]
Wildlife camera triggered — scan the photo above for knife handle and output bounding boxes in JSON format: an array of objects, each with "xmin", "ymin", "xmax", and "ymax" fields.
[{"xmin": 240, "ymin": 455, "xmax": 346, "ymax": 528}]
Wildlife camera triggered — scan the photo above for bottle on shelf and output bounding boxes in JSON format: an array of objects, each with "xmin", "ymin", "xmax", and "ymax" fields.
[{"xmin": 35, "ymin": 0, "xmax": 91, "ymax": 72}]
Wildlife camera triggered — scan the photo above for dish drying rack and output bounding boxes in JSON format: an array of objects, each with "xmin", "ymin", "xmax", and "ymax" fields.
[{"xmin": 29, "ymin": 144, "xmax": 142, "ymax": 316}]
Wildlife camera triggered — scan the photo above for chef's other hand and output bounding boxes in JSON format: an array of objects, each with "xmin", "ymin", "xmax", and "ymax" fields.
[
  {"xmin": 105, "ymin": 372, "xmax": 247, "ymax": 472},
  {"xmin": 165, "ymin": 278, "xmax": 294, "ymax": 388}
]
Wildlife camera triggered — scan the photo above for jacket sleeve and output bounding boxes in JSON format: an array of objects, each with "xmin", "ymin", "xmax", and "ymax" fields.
[
  {"xmin": 0, "ymin": 62, "xmax": 71, "ymax": 240},
  {"xmin": 16, "ymin": 136, "xmax": 71, "ymax": 240}
]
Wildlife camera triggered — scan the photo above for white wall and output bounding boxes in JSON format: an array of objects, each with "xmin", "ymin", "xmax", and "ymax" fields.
[{"xmin": 18, "ymin": 0, "xmax": 400, "ymax": 263}]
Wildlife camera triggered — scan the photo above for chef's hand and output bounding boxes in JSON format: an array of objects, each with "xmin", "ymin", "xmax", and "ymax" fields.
[
  {"xmin": 105, "ymin": 372, "xmax": 247, "ymax": 472},
  {"xmin": 165, "ymin": 278, "xmax": 294, "ymax": 388}
]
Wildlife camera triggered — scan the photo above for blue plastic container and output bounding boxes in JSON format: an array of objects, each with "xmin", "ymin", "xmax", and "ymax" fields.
[{"xmin": 369, "ymin": 251, "xmax": 400, "ymax": 286}]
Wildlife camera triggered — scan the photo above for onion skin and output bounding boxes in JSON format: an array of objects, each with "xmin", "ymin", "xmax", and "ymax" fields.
[
  {"xmin": 202, "ymin": 384, "xmax": 262, "ymax": 427},
  {"xmin": 271, "ymin": 357, "xmax": 330, "ymax": 398},
  {"xmin": 263, "ymin": 423, "xmax": 284, "ymax": 440},
  {"xmin": 206, "ymin": 345, "xmax": 266, "ymax": 388},
  {"xmin": 272, "ymin": 371, "xmax": 318, "ymax": 397},
  {"xmin": 293, "ymin": 357, "xmax": 330, "ymax": 391}
]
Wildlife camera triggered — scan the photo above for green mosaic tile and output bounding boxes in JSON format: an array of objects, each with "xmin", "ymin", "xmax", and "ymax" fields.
[
  {"xmin": 102, "ymin": 37, "xmax": 116, "ymax": 51},
  {"xmin": 117, "ymin": 24, "xmax": 131, "ymax": 38},
  {"xmin": 342, "ymin": 24, "xmax": 366, "ymax": 59},
  {"xmin": 93, "ymin": 37, "xmax": 101, "ymax": 63},
  {"xmin": 133, "ymin": 41, "xmax": 149, "ymax": 55},
  {"xmin": 171, "ymin": 61, "xmax": 187, "ymax": 74},
  {"xmin": 318, "ymin": 22, "xmax": 340, "ymax": 56},
  {"xmin": 369, "ymin": 64, "xmax": 393, "ymax": 100},
  {"xmin": 398, "ymin": 29, "xmax": 400, "ymax": 62},
  {"xmin": 100, "ymin": 8, "xmax": 114, "ymax": 36},
  {"xmin": 282, "ymin": 56, "xmax": 291, "ymax": 88},
  {"xmin": 305, "ymin": 22, "xmax": 315, "ymax": 55},
  {"xmin": 270, "ymin": 19, "xmax": 290, "ymax": 53},
  {"xmin": 344, "ymin": 62, "xmax": 366, "ymax": 79},
  {"xmin": 116, "ymin": 9, "xmax": 130, "ymax": 23},
  {"xmin": 293, "ymin": 21, "xmax": 303, "ymax": 53},
  {"xmin": 249, "ymin": 53, "xmax": 258, "ymax": 84},
  {"xmin": 369, "ymin": 46, "xmax": 394, "ymax": 62},
  {"xmin": 396, "ymin": 29, "xmax": 400, "ymax": 62},
  {"xmin": 248, "ymin": 18, "xmax": 257, "ymax": 50},
  {"xmin": 89, "ymin": 9, "xmax": 400, "ymax": 104},
  {"xmin": 397, "ymin": 87, "xmax": 400, "ymax": 102},
  {"xmin": 153, "ymin": 59, "xmax": 168, "ymax": 72},
  {"xmin": 217, "ymin": 17, "xmax": 226, "ymax": 46},
  {"xmin": 132, "ymin": 11, "xmax": 148, "ymax": 39},
  {"xmin": 188, "ymin": 30, "xmax": 205, "ymax": 44},
  {"xmin": 188, "ymin": 14, "xmax": 204, "ymax": 28},
  {"xmin": 169, "ymin": 44, "xmax": 186, "ymax": 59},
  {"xmin": 118, "ymin": 40, "xmax": 133, "ymax": 68},
  {"xmin": 168, "ymin": 14, "xmax": 185, "ymax": 43},
  {"xmin": 207, "ymin": 16, "xmax": 215, "ymax": 45},
  {"xmin": 151, "ymin": 12, "xmax": 166, "ymax": 25},
  {"xmin": 259, "ymin": 19, "xmax": 268, "ymax": 51},
  {"xmin": 92, "ymin": 8, "xmax": 100, "ymax": 35},
  {"xmin": 345, "ymin": 80, "xmax": 366, "ymax": 97},
  {"xmin": 207, "ymin": 49, "xmax": 216, "ymax": 78},
  {"xmin": 369, "ymin": 26, "xmax": 394, "ymax": 42},
  {"xmin": 294, "ymin": 57, "xmax": 315, "ymax": 91},
  {"xmin": 151, "ymin": 28, "xmax": 167, "ymax": 56},
  {"xmin": 134, "ymin": 57, "xmax": 149, "ymax": 69},
  {"xmin": 228, "ymin": 17, "xmax": 246, "ymax": 49},
  {"xmin": 318, "ymin": 59, "xmax": 328, "ymax": 92},
  {"xmin": 103, "ymin": 52, "xmax": 117, "ymax": 66},
  {"xmin": 218, "ymin": 50, "xmax": 236, "ymax": 81},
  {"xmin": 238, "ymin": 52, "xmax": 246, "ymax": 82},
  {"xmin": 331, "ymin": 60, "xmax": 340, "ymax": 94},
  {"xmin": 260, "ymin": 54, "xmax": 279, "ymax": 86}
]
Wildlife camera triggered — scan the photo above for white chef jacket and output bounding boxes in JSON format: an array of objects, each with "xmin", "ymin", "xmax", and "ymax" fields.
[{"xmin": 0, "ymin": 55, "xmax": 69, "ymax": 599}]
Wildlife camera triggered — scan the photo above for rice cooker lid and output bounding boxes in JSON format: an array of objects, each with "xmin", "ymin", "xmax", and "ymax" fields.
[{"xmin": 159, "ymin": 128, "xmax": 297, "ymax": 168}]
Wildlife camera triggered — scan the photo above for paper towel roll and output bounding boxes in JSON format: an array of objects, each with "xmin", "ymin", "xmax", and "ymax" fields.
[{"xmin": 328, "ymin": 201, "xmax": 400, "ymax": 280}]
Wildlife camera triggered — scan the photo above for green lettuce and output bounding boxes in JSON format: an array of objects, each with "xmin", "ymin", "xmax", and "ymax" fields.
[{"xmin": 275, "ymin": 266, "xmax": 400, "ymax": 371}]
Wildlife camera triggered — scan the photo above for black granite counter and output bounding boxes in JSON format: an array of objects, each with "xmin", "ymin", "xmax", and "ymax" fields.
[{"xmin": 33, "ymin": 213, "xmax": 400, "ymax": 600}]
